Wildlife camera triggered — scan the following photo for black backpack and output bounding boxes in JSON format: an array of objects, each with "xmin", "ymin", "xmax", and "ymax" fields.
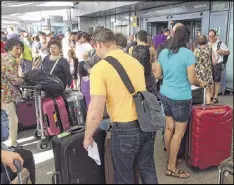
[
  {"xmin": 132, "ymin": 45, "xmax": 151, "ymax": 76},
  {"xmin": 132, "ymin": 45, "xmax": 158, "ymax": 97},
  {"xmin": 217, "ymin": 41, "xmax": 229, "ymax": 64},
  {"xmin": 24, "ymin": 70, "xmax": 65, "ymax": 97}
]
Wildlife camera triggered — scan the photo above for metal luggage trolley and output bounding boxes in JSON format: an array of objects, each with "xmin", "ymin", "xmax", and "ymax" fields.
[{"xmin": 21, "ymin": 85, "xmax": 50, "ymax": 151}]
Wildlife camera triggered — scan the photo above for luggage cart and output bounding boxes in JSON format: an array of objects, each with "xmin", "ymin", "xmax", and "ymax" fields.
[{"xmin": 20, "ymin": 85, "xmax": 50, "ymax": 151}]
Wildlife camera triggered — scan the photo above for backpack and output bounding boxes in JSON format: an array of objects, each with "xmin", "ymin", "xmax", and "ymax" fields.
[
  {"xmin": 217, "ymin": 41, "xmax": 229, "ymax": 64},
  {"xmin": 24, "ymin": 70, "xmax": 65, "ymax": 98},
  {"xmin": 132, "ymin": 45, "xmax": 151, "ymax": 76}
]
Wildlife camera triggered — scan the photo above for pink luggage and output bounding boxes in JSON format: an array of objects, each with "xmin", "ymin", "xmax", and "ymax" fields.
[
  {"xmin": 16, "ymin": 100, "xmax": 37, "ymax": 131},
  {"xmin": 42, "ymin": 96, "xmax": 70, "ymax": 136}
]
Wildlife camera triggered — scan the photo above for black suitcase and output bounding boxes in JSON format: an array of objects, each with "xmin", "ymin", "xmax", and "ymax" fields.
[
  {"xmin": 51, "ymin": 127, "xmax": 106, "ymax": 184},
  {"xmin": 63, "ymin": 90, "xmax": 87, "ymax": 127}
]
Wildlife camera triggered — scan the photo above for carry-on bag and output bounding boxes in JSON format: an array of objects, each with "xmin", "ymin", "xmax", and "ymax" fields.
[
  {"xmin": 219, "ymin": 156, "xmax": 233, "ymax": 184},
  {"xmin": 16, "ymin": 99, "xmax": 37, "ymax": 131},
  {"xmin": 51, "ymin": 127, "xmax": 106, "ymax": 184},
  {"xmin": 24, "ymin": 57, "xmax": 65, "ymax": 98},
  {"xmin": 63, "ymin": 89, "xmax": 86, "ymax": 126},
  {"xmin": 80, "ymin": 76, "xmax": 91, "ymax": 107},
  {"xmin": 42, "ymin": 96, "xmax": 70, "ymax": 136},
  {"xmin": 185, "ymin": 87, "xmax": 233, "ymax": 171}
]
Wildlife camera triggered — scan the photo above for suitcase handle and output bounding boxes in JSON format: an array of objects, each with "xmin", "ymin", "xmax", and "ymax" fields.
[
  {"xmin": 52, "ymin": 171, "xmax": 62, "ymax": 184},
  {"xmin": 70, "ymin": 126, "xmax": 85, "ymax": 134},
  {"xmin": 13, "ymin": 160, "xmax": 23, "ymax": 184}
]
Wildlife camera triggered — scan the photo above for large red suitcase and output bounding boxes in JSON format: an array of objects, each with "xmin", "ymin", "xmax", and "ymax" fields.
[
  {"xmin": 42, "ymin": 96, "xmax": 70, "ymax": 136},
  {"xmin": 16, "ymin": 99, "xmax": 37, "ymax": 131},
  {"xmin": 186, "ymin": 104, "xmax": 233, "ymax": 171}
]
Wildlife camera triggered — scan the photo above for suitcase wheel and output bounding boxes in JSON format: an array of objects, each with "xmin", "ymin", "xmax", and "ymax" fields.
[
  {"xmin": 37, "ymin": 139, "xmax": 50, "ymax": 151},
  {"xmin": 33, "ymin": 129, "xmax": 41, "ymax": 140},
  {"xmin": 192, "ymin": 166, "xmax": 200, "ymax": 173}
]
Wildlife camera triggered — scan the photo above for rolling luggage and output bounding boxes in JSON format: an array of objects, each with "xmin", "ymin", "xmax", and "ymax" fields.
[
  {"xmin": 51, "ymin": 127, "xmax": 106, "ymax": 184},
  {"xmin": 63, "ymin": 90, "xmax": 86, "ymax": 127},
  {"xmin": 185, "ymin": 88, "xmax": 233, "ymax": 171},
  {"xmin": 42, "ymin": 96, "xmax": 70, "ymax": 136},
  {"xmin": 104, "ymin": 131, "xmax": 141, "ymax": 184},
  {"xmin": 80, "ymin": 76, "xmax": 91, "ymax": 107},
  {"xmin": 16, "ymin": 99, "xmax": 37, "ymax": 131},
  {"xmin": 219, "ymin": 156, "xmax": 233, "ymax": 184}
]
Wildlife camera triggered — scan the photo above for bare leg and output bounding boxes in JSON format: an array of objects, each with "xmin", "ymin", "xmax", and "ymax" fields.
[
  {"xmin": 164, "ymin": 116, "xmax": 175, "ymax": 161},
  {"xmin": 167, "ymin": 122, "xmax": 189, "ymax": 178},
  {"xmin": 214, "ymin": 82, "xmax": 220, "ymax": 99},
  {"xmin": 206, "ymin": 88, "xmax": 211, "ymax": 104}
]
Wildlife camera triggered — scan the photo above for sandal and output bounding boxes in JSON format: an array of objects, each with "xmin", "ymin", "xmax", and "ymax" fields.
[
  {"xmin": 165, "ymin": 168, "xmax": 190, "ymax": 178},
  {"xmin": 212, "ymin": 98, "xmax": 219, "ymax": 104}
]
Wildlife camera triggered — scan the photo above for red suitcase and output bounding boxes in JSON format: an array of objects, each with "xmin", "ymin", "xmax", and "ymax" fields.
[
  {"xmin": 42, "ymin": 96, "xmax": 70, "ymax": 136},
  {"xmin": 186, "ymin": 102, "xmax": 233, "ymax": 171},
  {"xmin": 16, "ymin": 99, "xmax": 37, "ymax": 131}
]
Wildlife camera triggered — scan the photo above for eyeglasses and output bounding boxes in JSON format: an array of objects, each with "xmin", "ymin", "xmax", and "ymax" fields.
[
  {"xmin": 50, "ymin": 47, "xmax": 59, "ymax": 50},
  {"xmin": 208, "ymin": 35, "xmax": 215, "ymax": 38}
]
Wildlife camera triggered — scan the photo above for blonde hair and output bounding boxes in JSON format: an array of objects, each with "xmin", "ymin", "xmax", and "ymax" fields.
[
  {"xmin": 147, "ymin": 36, "xmax": 154, "ymax": 48},
  {"xmin": 197, "ymin": 35, "xmax": 208, "ymax": 45}
]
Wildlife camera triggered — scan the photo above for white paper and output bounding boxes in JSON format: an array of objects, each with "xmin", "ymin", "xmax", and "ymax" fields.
[{"xmin": 88, "ymin": 141, "xmax": 101, "ymax": 165}]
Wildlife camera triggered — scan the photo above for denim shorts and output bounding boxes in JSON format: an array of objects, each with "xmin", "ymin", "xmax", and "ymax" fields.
[{"xmin": 159, "ymin": 93, "xmax": 192, "ymax": 123}]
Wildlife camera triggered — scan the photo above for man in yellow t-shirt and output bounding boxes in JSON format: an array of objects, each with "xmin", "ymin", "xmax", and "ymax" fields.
[{"xmin": 83, "ymin": 28, "xmax": 158, "ymax": 184}]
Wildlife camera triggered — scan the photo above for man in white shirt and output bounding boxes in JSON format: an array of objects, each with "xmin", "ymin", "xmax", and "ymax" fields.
[{"xmin": 208, "ymin": 29, "xmax": 230, "ymax": 103}]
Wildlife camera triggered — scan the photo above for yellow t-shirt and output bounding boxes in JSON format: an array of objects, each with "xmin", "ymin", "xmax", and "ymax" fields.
[{"xmin": 90, "ymin": 49, "xmax": 146, "ymax": 122}]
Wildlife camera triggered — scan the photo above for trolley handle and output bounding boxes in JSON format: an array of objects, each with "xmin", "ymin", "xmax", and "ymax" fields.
[{"xmin": 20, "ymin": 84, "xmax": 42, "ymax": 90}]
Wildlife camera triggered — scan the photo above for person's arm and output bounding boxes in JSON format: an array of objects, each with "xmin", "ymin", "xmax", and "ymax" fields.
[
  {"xmin": 186, "ymin": 51, "xmax": 206, "ymax": 87},
  {"xmin": 155, "ymin": 62, "xmax": 163, "ymax": 79},
  {"xmin": 5, "ymin": 58, "xmax": 24, "ymax": 85},
  {"xmin": 128, "ymin": 46, "xmax": 133, "ymax": 56},
  {"xmin": 217, "ymin": 42, "xmax": 230, "ymax": 56},
  {"xmin": 1, "ymin": 150, "xmax": 24, "ymax": 173},
  {"xmin": 155, "ymin": 51, "xmax": 163, "ymax": 79},
  {"xmin": 62, "ymin": 58, "xmax": 73, "ymax": 86},
  {"xmin": 83, "ymin": 65, "xmax": 106, "ymax": 150}
]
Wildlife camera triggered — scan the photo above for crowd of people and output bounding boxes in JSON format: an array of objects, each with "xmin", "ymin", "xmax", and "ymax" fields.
[{"xmin": 1, "ymin": 23, "xmax": 230, "ymax": 183}]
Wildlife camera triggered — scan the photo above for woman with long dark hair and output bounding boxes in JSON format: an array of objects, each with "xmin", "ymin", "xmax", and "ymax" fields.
[{"xmin": 155, "ymin": 26, "xmax": 206, "ymax": 178}]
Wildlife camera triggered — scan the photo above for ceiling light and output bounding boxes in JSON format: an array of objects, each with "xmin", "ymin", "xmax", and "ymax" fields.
[
  {"xmin": 5, "ymin": 2, "xmax": 34, "ymax": 7},
  {"xmin": 37, "ymin": 2, "xmax": 74, "ymax": 7}
]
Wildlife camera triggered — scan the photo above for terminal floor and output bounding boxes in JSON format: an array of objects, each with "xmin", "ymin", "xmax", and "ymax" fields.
[{"xmin": 17, "ymin": 94, "xmax": 233, "ymax": 184}]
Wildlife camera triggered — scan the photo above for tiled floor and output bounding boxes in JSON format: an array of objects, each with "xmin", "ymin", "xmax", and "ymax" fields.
[{"xmin": 17, "ymin": 94, "xmax": 233, "ymax": 184}]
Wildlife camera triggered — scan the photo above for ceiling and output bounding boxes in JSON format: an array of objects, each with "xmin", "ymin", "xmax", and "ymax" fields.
[
  {"xmin": 1, "ymin": 1, "xmax": 77, "ymax": 26},
  {"xmin": 1, "ymin": 1, "xmax": 187, "ymax": 27},
  {"xmin": 82, "ymin": 1, "xmax": 185, "ymax": 18}
]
